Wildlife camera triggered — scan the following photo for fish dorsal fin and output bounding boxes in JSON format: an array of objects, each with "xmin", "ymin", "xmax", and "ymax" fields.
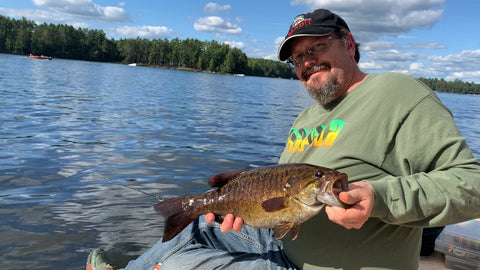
[
  {"xmin": 273, "ymin": 222, "xmax": 296, "ymax": 239},
  {"xmin": 208, "ymin": 169, "xmax": 248, "ymax": 187},
  {"xmin": 261, "ymin": 197, "xmax": 288, "ymax": 212}
]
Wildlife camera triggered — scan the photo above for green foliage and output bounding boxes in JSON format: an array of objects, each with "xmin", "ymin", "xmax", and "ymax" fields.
[
  {"xmin": 418, "ymin": 77, "xmax": 480, "ymax": 95},
  {"xmin": 246, "ymin": 58, "xmax": 296, "ymax": 79}
]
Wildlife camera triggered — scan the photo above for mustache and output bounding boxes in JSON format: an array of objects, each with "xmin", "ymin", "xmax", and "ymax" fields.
[{"xmin": 302, "ymin": 63, "xmax": 331, "ymax": 80}]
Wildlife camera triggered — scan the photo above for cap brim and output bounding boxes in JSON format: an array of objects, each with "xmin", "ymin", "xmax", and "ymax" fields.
[{"xmin": 278, "ymin": 28, "xmax": 334, "ymax": 61}]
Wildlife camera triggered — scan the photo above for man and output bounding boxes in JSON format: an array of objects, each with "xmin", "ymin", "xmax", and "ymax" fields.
[
  {"xmin": 88, "ymin": 9, "xmax": 480, "ymax": 270},
  {"xmin": 207, "ymin": 8, "xmax": 480, "ymax": 269}
]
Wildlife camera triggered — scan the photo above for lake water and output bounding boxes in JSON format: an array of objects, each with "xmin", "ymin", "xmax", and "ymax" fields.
[{"xmin": 1, "ymin": 53, "xmax": 479, "ymax": 269}]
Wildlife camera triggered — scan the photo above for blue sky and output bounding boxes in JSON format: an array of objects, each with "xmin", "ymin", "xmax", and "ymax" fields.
[{"xmin": 1, "ymin": 0, "xmax": 479, "ymax": 83}]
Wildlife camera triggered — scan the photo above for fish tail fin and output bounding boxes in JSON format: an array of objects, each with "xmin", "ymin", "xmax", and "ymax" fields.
[{"xmin": 154, "ymin": 196, "xmax": 198, "ymax": 242}]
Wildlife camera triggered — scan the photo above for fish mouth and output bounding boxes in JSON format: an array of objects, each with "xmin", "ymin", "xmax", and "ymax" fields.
[
  {"xmin": 331, "ymin": 173, "xmax": 349, "ymax": 196},
  {"xmin": 316, "ymin": 172, "xmax": 349, "ymax": 208}
]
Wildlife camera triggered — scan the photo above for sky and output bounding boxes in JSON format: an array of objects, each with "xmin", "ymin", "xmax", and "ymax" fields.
[{"xmin": 1, "ymin": 0, "xmax": 480, "ymax": 83}]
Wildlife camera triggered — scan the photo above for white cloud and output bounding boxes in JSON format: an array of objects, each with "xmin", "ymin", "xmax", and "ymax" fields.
[
  {"xmin": 426, "ymin": 49, "xmax": 480, "ymax": 82},
  {"xmin": 361, "ymin": 40, "xmax": 400, "ymax": 51},
  {"xmin": 204, "ymin": 3, "xmax": 231, "ymax": 14},
  {"xmin": 358, "ymin": 60, "xmax": 403, "ymax": 71},
  {"xmin": 290, "ymin": 0, "xmax": 445, "ymax": 41},
  {"xmin": 362, "ymin": 40, "xmax": 446, "ymax": 52},
  {"xmin": 358, "ymin": 61, "xmax": 378, "ymax": 70},
  {"xmin": 0, "ymin": 7, "xmax": 56, "ymax": 22},
  {"xmin": 224, "ymin": 40, "xmax": 245, "ymax": 49},
  {"xmin": 32, "ymin": 0, "xmax": 131, "ymax": 22},
  {"xmin": 274, "ymin": 36, "xmax": 285, "ymax": 47},
  {"xmin": 194, "ymin": 16, "xmax": 242, "ymax": 35},
  {"xmin": 214, "ymin": 33, "xmax": 227, "ymax": 40},
  {"xmin": 448, "ymin": 71, "xmax": 480, "ymax": 82},
  {"xmin": 273, "ymin": 36, "xmax": 285, "ymax": 58},
  {"xmin": 71, "ymin": 22, "xmax": 90, "ymax": 29},
  {"xmin": 410, "ymin": 42, "xmax": 446, "ymax": 50},
  {"xmin": 359, "ymin": 48, "xmax": 480, "ymax": 83},
  {"xmin": 409, "ymin": 62, "xmax": 424, "ymax": 71},
  {"xmin": 366, "ymin": 49, "xmax": 418, "ymax": 61},
  {"xmin": 235, "ymin": 16, "xmax": 246, "ymax": 23},
  {"xmin": 116, "ymin": 26, "xmax": 175, "ymax": 39}
]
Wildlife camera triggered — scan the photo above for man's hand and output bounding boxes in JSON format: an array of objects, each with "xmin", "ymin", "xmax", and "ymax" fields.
[
  {"xmin": 325, "ymin": 181, "xmax": 374, "ymax": 229},
  {"xmin": 205, "ymin": 213, "xmax": 244, "ymax": 233}
]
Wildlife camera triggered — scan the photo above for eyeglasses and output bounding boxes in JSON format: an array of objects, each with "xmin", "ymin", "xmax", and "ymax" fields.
[{"xmin": 287, "ymin": 35, "xmax": 342, "ymax": 67}]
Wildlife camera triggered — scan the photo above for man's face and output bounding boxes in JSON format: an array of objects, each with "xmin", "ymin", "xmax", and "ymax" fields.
[{"xmin": 290, "ymin": 35, "xmax": 354, "ymax": 105}]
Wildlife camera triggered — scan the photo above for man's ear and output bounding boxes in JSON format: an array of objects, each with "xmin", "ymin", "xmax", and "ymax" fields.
[{"xmin": 345, "ymin": 33, "xmax": 356, "ymax": 60}]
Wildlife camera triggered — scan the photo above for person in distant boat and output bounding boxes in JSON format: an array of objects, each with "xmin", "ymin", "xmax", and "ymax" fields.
[{"xmin": 87, "ymin": 8, "xmax": 480, "ymax": 270}]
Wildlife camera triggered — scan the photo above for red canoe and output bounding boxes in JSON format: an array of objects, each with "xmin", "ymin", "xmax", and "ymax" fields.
[{"xmin": 29, "ymin": 54, "xmax": 52, "ymax": 60}]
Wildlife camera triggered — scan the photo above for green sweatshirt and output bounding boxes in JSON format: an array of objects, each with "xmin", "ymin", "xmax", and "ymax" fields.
[{"xmin": 278, "ymin": 73, "xmax": 480, "ymax": 269}]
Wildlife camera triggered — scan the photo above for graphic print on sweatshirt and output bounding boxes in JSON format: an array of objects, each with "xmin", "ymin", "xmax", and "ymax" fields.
[{"xmin": 286, "ymin": 119, "xmax": 344, "ymax": 154}]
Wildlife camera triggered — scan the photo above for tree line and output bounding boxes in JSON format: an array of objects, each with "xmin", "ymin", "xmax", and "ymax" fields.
[
  {"xmin": 418, "ymin": 77, "xmax": 480, "ymax": 95},
  {"xmin": 0, "ymin": 15, "xmax": 296, "ymax": 79},
  {"xmin": 2, "ymin": 15, "xmax": 479, "ymax": 92}
]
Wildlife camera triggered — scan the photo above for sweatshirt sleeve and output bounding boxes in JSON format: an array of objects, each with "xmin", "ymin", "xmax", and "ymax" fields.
[{"xmin": 369, "ymin": 94, "xmax": 480, "ymax": 226}]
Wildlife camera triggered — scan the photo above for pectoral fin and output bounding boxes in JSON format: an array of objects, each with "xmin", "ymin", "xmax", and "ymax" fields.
[
  {"xmin": 261, "ymin": 197, "xmax": 288, "ymax": 212},
  {"xmin": 273, "ymin": 223, "xmax": 301, "ymax": 240}
]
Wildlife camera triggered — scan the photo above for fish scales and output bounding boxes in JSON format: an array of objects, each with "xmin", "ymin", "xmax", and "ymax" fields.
[
  {"xmin": 155, "ymin": 163, "xmax": 349, "ymax": 242},
  {"xmin": 222, "ymin": 167, "xmax": 297, "ymax": 225},
  {"xmin": 204, "ymin": 170, "xmax": 285, "ymax": 224},
  {"xmin": 193, "ymin": 170, "xmax": 284, "ymax": 221}
]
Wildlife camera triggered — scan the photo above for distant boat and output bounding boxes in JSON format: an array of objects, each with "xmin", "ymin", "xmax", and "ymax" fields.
[
  {"xmin": 128, "ymin": 63, "xmax": 137, "ymax": 66},
  {"xmin": 29, "ymin": 54, "xmax": 52, "ymax": 60}
]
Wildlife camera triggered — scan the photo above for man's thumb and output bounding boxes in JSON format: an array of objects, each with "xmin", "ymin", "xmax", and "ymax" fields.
[{"xmin": 339, "ymin": 191, "xmax": 356, "ymax": 205}]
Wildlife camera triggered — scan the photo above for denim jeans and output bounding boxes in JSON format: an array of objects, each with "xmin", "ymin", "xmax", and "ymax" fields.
[{"xmin": 122, "ymin": 215, "xmax": 297, "ymax": 270}]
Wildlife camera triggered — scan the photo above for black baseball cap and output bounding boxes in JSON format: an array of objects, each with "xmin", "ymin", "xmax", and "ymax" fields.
[{"xmin": 278, "ymin": 9, "xmax": 350, "ymax": 61}]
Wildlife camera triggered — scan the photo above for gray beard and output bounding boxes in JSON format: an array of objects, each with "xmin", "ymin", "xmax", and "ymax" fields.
[{"xmin": 306, "ymin": 77, "xmax": 339, "ymax": 105}]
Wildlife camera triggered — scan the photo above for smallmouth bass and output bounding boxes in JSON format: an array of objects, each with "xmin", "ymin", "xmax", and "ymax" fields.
[{"xmin": 154, "ymin": 163, "xmax": 349, "ymax": 242}]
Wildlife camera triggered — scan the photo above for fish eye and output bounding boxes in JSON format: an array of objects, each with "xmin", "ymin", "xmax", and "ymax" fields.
[{"xmin": 315, "ymin": 171, "xmax": 323, "ymax": 178}]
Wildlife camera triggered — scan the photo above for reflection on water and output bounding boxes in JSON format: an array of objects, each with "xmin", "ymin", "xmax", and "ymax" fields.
[
  {"xmin": 0, "ymin": 54, "xmax": 312, "ymax": 269},
  {"xmin": 0, "ymin": 54, "xmax": 478, "ymax": 269}
]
